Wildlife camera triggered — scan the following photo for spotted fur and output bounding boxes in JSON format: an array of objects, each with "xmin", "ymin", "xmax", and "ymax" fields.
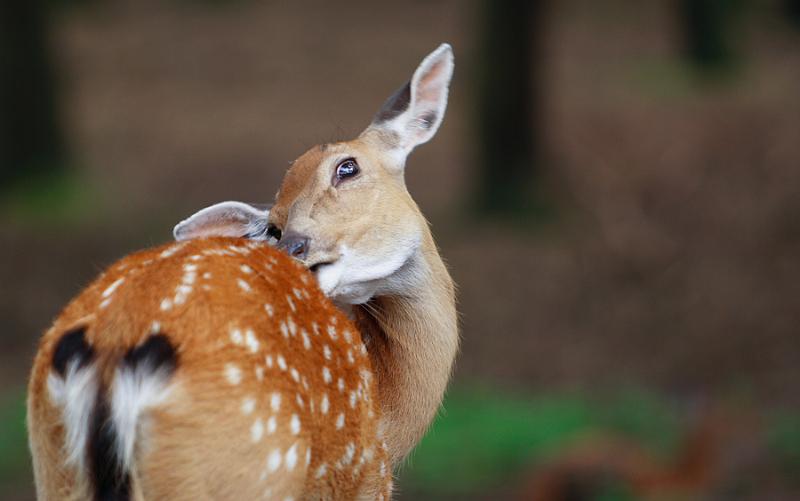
[{"xmin": 29, "ymin": 239, "xmax": 391, "ymax": 500}]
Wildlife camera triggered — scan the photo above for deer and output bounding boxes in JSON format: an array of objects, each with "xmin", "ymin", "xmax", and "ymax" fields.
[{"xmin": 27, "ymin": 44, "xmax": 458, "ymax": 500}]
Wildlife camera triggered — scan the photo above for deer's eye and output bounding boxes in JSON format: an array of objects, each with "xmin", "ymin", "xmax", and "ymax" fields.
[
  {"xmin": 266, "ymin": 224, "xmax": 282, "ymax": 243},
  {"xmin": 334, "ymin": 158, "xmax": 359, "ymax": 185}
]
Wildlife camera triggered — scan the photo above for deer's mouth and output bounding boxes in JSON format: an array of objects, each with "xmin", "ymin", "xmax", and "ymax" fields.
[{"xmin": 308, "ymin": 261, "xmax": 334, "ymax": 274}]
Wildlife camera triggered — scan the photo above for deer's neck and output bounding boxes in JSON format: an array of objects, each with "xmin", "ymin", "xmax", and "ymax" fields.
[{"xmin": 353, "ymin": 233, "xmax": 458, "ymax": 465}]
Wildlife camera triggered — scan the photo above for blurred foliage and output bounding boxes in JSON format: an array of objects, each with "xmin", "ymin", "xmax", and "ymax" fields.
[
  {"xmin": 767, "ymin": 412, "xmax": 800, "ymax": 482},
  {"xmin": 0, "ymin": 390, "xmax": 30, "ymax": 494},
  {"xmin": 402, "ymin": 386, "xmax": 680, "ymax": 496},
  {"xmin": 0, "ymin": 167, "xmax": 98, "ymax": 226}
]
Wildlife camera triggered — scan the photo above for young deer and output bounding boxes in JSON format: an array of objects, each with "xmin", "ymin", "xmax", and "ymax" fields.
[{"xmin": 28, "ymin": 44, "xmax": 458, "ymax": 500}]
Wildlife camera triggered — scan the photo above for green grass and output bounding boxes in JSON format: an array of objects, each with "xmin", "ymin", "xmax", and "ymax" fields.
[
  {"xmin": 0, "ymin": 390, "xmax": 31, "ymax": 491},
  {"xmin": 0, "ymin": 168, "xmax": 100, "ymax": 226},
  {"xmin": 767, "ymin": 412, "xmax": 800, "ymax": 483},
  {"xmin": 402, "ymin": 386, "xmax": 681, "ymax": 496}
]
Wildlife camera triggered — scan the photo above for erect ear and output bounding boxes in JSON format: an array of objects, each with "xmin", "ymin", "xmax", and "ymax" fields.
[
  {"xmin": 173, "ymin": 201, "xmax": 270, "ymax": 241},
  {"xmin": 362, "ymin": 43, "xmax": 454, "ymax": 168}
]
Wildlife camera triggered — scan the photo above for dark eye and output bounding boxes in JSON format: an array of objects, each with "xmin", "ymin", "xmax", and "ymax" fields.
[
  {"xmin": 335, "ymin": 158, "xmax": 360, "ymax": 184},
  {"xmin": 266, "ymin": 224, "xmax": 282, "ymax": 242}
]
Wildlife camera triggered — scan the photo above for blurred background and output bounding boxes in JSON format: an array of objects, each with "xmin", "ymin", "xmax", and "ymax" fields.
[{"xmin": 2, "ymin": 0, "xmax": 800, "ymax": 499}]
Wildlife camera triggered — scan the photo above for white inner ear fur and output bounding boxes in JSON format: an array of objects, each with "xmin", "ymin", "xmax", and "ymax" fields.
[
  {"xmin": 173, "ymin": 201, "xmax": 269, "ymax": 241},
  {"xmin": 364, "ymin": 43, "xmax": 454, "ymax": 166}
]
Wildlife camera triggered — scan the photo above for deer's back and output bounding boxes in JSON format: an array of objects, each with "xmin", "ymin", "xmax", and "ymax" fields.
[{"xmin": 28, "ymin": 237, "xmax": 391, "ymax": 500}]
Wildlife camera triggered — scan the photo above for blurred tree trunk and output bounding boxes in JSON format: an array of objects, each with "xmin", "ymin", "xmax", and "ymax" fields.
[
  {"xmin": 679, "ymin": 0, "xmax": 740, "ymax": 69},
  {"xmin": 474, "ymin": 0, "xmax": 546, "ymax": 215},
  {"xmin": 786, "ymin": 0, "xmax": 800, "ymax": 30},
  {"xmin": 0, "ymin": 0, "xmax": 65, "ymax": 188}
]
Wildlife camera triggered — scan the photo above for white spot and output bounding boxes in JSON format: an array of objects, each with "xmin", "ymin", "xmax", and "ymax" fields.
[
  {"xmin": 347, "ymin": 349, "xmax": 355, "ymax": 364},
  {"xmin": 349, "ymin": 391, "xmax": 357, "ymax": 408},
  {"xmin": 277, "ymin": 355, "xmax": 287, "ymax": 371},
  {"xmin": 237, "ymin": 278, "xmax": 252, "ymax": 293},
  {"xmin": 264, "ymin": 303, "xmax": 274, "ymax": 317},
  {"xmin": 203, "ymin": 272, "xmax": 212, "ymax": 279},
  {"xmin": 102, "ymin": 277, "xmax": 125, "ymax": 298},
  {"xmin": 343, "ymin": 330, "xmax": 353, "ymax": 344},
  {"xmin": 380, "ymin": 461, "xmax": 387, "ymax": 477},
  {"xmin": 160, "ymin": 298, "xmax": 173, "ymax": 311},
  {"xmin": 230, "ymin": 329, "xmax": 244, "ymax": 345},
  {"xmin": 290, "ymin": 368, "xmax": 300, "ymax": 383},
  {"xmin": 267, "ymin": 416, "xmax": 277, "ymax": 434},
  {"xmin": 286, "ymin": 295, "xmax": 296, "ymax": 312},
  {"xmin": 99, "ymin": 298, "xmax": 112, "ymax": 309},
  {"xmin": 265, "ymin": 355, "xmax": 274, "ymax": 369},
  {"xmin": 270, "ymin": 392, "xmax": 281, "ymax": 411},
  {"xmin": 173, "ymin": 284, "xmax": 192, "ymax": 305},
  {"xmin": 189, "ymin": 254, "xmax": 203, "ymax": 262},
  {"xmin": 287, "ymin": 317, "xmax": 297, "ymax": 336},
  {"xmin": 296, "ymin": 393, "xmax": 304, "ymax": 408},
  {"xmin": 338, "ymin": 378, "xmax": 345, "ymax": 392},
  {"xmin": 240, "ymin": 264, "xmax": 253, "ymax": 274},
  {"xmin": 255, "ymin": 366, "xmax": 264, "ymax": 381},
  {"xmin": 251, "ymin": 418, "xmax": 264, "ymax": 442},
  {"xmin": 245, "ymin": 329, "xmax": 260, "ymax": 353},
  {"xmin": 360, "ymin": 344, "xmax": 367, "ymax": 356},
  {"xmin": 306, "ymin": 447, "xmax": 311, "ymax": 466},
  {"xmin": 322, "ymin": 367, "xmax": 332, "ymax": 384},
  {"xmin": 267, "ymin": 449, "xmax": 282, "ymax": 472},
  {"xmin": 315, "ymin": 463, "xmax": 328, "ymax": 479},
  {"xmin": 225, "ymin": 364, "xmax": 242, "ymax": 385},
  {"xmin": 159, "ymin": 243, "xmax": 184, "ymax": 259},
  {"xmin": 301, "ymin": 330, "xmax": 311, "ymax": 350},
  {"xmin": 241, "ymin": 397, "xmax": 256, "ymax": 415},
  {"xmin": 292, "ymin": 287, "xmax": 303, "ymax": 300},
  {"xmin": 286, "ymin": 444, "xmax": 299, "ymax": 472},
  {"xmin": 290, "ymin": 414, "xmax": 301, "ymax": 435},
  {"xmin": 341, "ymin": 442, "xmax": 355, "ymax": 466},
  {"xmin": 312, "ymin": 322, "xmax": 320, "ymax": 336},
  {"xmin": 321, "ymin": 394, "xmax": 329, "ymax": 414},
  {"xmin": 323, "ymin": 345, "xmax": 332, "ymax": 360},
  {"xmin": 336, "ymin": 412, "xmax": 345, "ymax": 430},
  {"xmin": 150, "ymin": 321, "xmax": 161, "ymax": 334},
  {"xmin": 280, "ymin": 322, "xmax": 289, "ymax": 338},
  {"xmin": 327, "ymin": 325, "xmax": 338, "ymax": 340}
]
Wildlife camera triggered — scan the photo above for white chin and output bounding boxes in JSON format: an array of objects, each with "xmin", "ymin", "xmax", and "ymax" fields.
[{"xmin": 314, "ymin": 262, "xmax": 376, "ymax": 305}]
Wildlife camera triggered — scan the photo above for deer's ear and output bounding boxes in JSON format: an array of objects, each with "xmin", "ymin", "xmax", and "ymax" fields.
[
  {"xmin": 362, "ymin": 43, "xmax": 454, "ymax": 167},
  {"xmin": 173, "ymin": 201, "xmax": 270, "ymax": 241}
]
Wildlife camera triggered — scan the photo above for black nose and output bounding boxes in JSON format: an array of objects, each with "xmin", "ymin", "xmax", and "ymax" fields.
[{"xmin": 277, "ymin": 234, "xmax": 309, "ymax": 260}]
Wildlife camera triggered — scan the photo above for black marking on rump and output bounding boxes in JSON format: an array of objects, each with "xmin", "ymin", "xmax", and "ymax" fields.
[
  {"xmin": 86, "ymin": 334, "xmax": 177, "ymax": 501},
  {"xmin": 88, "ymin": 391, "xmax": 130, "ymax": 501},
  {"xmin": 52, "ymin": 326, "xmax": 94, "ymax": 377},
  {"xmin": 374, "ymin": 81, "xmax": 411, "ymax": 123},
  {"xmin": 123, "ymin": 333, "xmax": 178, "ymax": 374}
]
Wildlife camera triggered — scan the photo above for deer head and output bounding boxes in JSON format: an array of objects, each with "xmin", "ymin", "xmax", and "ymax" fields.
[{"xmin": 174, "ymin": 43, "xmax": 454, "ymax": 306}]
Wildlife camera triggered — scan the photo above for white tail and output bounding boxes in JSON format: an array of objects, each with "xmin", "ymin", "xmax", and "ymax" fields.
[{"xmin": 28, "ymin": 44, "xmax": 458, "ymax": 500}]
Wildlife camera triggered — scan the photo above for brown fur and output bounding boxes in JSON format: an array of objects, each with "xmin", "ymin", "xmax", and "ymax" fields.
[{"xmin": 29, "ymin": 239, "xmax": 392, "ymax": 500}]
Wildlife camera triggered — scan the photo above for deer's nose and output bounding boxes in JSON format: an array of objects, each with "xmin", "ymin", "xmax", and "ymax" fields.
[{"xmin": 277, "ymin": 234, "xmax": 309, "ymax": 260}]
